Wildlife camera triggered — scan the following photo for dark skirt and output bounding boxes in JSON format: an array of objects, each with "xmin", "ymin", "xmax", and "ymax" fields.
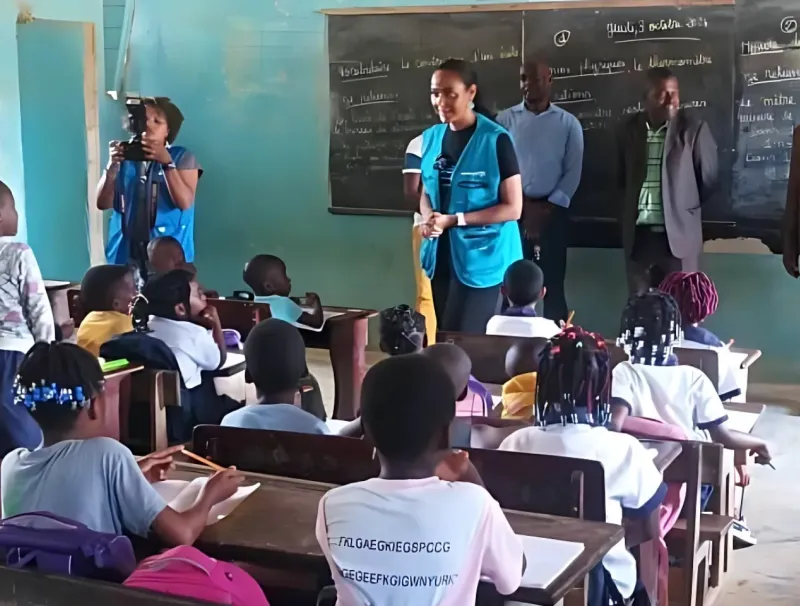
[{"xmin": 0, "ymin": 350, "xmax": 43, "ymax": 457}]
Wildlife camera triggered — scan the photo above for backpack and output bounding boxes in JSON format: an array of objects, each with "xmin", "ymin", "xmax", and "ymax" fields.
[
  {"xmin": 0, "ymin": 512, "xmax": 136, "ymax": 582},
  {"xmin": 124, "ymin": 545, "xmax": 270, "ymax": 606}
]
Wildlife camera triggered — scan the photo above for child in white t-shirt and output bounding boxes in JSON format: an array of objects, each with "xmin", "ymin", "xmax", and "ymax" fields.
[
  {"xmin": 610, "ymin": 291, "xmax": 771, "ymax": 461},
  {"xmin": 500, "ymin": 326, "xmax": 665, "ymax": 604},
  {"xmin": 486, "ymin": 260, "xmax": 561, "ymax": 339},
  {"xmin": 316, "ymin": 354, "xmax": 525, "ymax": 606},
  {"xmin": 658, "ymin": 271, "xmax": 742, "ymax": 400}
]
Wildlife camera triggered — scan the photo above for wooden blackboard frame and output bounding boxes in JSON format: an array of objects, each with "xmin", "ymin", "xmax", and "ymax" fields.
[{"xmin": 321, "ymin": 0, "xmax": 733, "ymax": 16}]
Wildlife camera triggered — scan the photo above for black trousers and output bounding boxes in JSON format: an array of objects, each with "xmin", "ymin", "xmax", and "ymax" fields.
[
  {"xmin": 626, "ymin": 226, "xmax": 699, "ymax": 295},
  {"xmin": 431, "ymin": 233, "xmax": 501, "ymax": 334},
  {"xmin": 521, "ymin": 205, "xmax": 569, "ymax": 323}
]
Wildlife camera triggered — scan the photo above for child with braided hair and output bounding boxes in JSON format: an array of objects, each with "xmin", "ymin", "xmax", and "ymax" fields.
[
  {"xmin": 658, "ymin": 271, "xmax": 741, "ymax": 400},
  {"xmin": 500, "ymin": 326, "xmax": 665, "ymax": 605},
  {"xmin": 0, "ymin": 342, "xmax": 243, "ymax": 545}
]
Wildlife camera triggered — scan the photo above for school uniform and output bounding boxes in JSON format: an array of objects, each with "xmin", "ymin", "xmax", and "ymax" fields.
[
  {"xmin": 500, "ymin": 425, "xmax": 666, "ymax": 601},
  {"xmin": 420, "ymin": 114, "xmax": 523, "ymax": 333},
  {"xmin": 148, "ymin": 316, "xmax": 239, "ymax": 438},
  {"xmin": 254, "ymin": 295, "xmax": 303, "ymax": 324},
  {"xmin": 0, "ymin": 241, "xmax": 54, "ymax": 457},
  {"xmin": 500, "ymin": 373, "xmax": 536, "ymax": 420},
  {"xmin": 147, "ymin": 316, "xmax": 220, "ymax": 389},
  {"xmin": 77, "ymin": 311, "xmax": 134, "ymax": 357},
  {"xmin": 405, "ymin": 134, "xmax": 437, "ymax": 344},
  {"xmin": 222, "ymin": 403, "xmax": 329, "ymax": 435},
  {"xmin": 486, "ymin": 306, "xmax": 561, "ymax": 339},
  {"xmin": 316, "ymin": 477, "xmax": 524, "ymax": 605},
  {"xmin": 456, "ymin": 376, "xmax": 493, "ymax": 417},
  {"xmin": 679, "ymin": 325, "xmax": 742, "ymax": 401},
  {"xmin": 611, "ymin": 361, "xmax": 729, "ymax": 441},
  {"xmin": 1, "ymin": 437, "xmax": 166, "ymax": 537}
]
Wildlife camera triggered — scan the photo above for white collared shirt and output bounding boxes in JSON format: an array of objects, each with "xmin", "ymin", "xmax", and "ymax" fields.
[
  {"xmin": 147, "ymin": 316, "xmax": 220, "ymax": 389},
  {"xmin": 499, "ymin": 424, "xmax": 665, "ymax": 599}
]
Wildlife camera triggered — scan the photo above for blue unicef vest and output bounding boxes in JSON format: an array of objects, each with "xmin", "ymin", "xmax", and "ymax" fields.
[
  {"xmin": 105, "ymin": 146, "xmax": 196, "ymax": 264},
  {"xmin": 419, "ymin": 114, "xmax": 522, "ymax": 288}
]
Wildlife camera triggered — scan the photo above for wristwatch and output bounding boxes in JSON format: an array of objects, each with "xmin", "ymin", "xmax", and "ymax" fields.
[{"xmin": 456, "ymin": 212, "xmax": 467, "ymax": 227}]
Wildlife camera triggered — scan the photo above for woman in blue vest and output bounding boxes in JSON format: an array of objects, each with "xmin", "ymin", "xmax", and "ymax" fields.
[
  {"xmin": 419, "ymin": 59, "xmax": 523, "ymax": 333},
  {"xmin": 96, "ymin": 97, "xmax": 201, "ymax": 280}
]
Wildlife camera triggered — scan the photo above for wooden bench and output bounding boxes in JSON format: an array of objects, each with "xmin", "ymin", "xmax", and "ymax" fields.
[
  {"xmin": 440, "ymin": 332, "xmax": 629, "ymax": 388},
  {"xmin": 0, "ymin": 566, "xmax": 214, "ymax": 605}
]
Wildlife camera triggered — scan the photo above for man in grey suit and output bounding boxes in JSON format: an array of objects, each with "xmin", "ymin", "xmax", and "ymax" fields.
[{"xmin": 617, "ymin": 67, "xmax": 718, "ymax": 294}]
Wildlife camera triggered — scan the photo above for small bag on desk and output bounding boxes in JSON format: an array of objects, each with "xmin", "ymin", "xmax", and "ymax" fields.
[
  {"xmin": 124, "ymin": 545, "xmax": 270, "ymax": 605},
  {"xmin": 0, "ymin": 512, "xmax": 136, "ymax": 582}
]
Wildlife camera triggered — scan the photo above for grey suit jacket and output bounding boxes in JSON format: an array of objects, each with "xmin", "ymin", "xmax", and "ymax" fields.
[{"xmin": 616, "ymin": 110, "xmax": 718, "ymax": 260}]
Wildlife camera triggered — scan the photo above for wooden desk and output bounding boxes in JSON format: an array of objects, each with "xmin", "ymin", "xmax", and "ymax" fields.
[
  {"xmin": 45, "ymin": 280, "xmax": 78, "ymax": 335},
  {"xmin": 103, "ymin": 362, "xmax": 144, "ymax": 441},
  {"xmin": 0, "ymin": 566, "xmax": 213, "ymax": 605},
  {"xmin": 172, "ymin": 464, "xmax": 623, "ymax": 606}
]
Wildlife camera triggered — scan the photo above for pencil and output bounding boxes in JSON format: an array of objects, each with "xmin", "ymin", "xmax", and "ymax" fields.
[
  {"xmin": 566, "ymin": 310, "xmax": 575, "ymax": 326},
  {"xmin": 181, "ymin": 448, "xmax": 226, "ymax": 472}
]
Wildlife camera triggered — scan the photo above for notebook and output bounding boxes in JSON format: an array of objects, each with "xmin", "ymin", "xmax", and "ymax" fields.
[
  {"xmin": 294, "ymin": 309, "xmax": 344, "ymax": 332},
  {"xmin": 153, "ymin": 478, "xmax": 260, "ymax": 525},
  {"xmin": 518, "ymin": 536, "xmax": 584, "ymax": 589}
]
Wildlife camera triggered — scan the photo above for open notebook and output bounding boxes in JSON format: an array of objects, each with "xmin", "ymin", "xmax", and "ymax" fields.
[
  {"xmin": 294, "ymin": 309, "xmax": 344, "ymax": 332},
  {"xmin": 490, "ymin": 536, "xmax": 584, "ymax": 589},
  {"xmin": 153, "ymin": 478, "xmax": 260, "ymax": 525}
]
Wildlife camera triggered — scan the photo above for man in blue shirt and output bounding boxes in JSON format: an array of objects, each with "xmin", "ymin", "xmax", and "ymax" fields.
[{"xmin": 497, "ymin": 60, "xmax": 584, "ymax": 323}]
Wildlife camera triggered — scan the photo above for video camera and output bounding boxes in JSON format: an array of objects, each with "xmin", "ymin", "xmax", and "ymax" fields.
[{"xmin": 122, "ymin": 96, "xmax": 148, "ymax": 162}]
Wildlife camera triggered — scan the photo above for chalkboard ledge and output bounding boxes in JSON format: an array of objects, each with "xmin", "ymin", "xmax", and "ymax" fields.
[{"xmin": 329, "ymin": 207, "xmax": 413, "ymax": 217}]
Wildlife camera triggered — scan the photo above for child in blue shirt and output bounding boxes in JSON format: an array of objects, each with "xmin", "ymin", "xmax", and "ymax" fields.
[
  {"xmin": 222, "ymin": 319, "xmax": 329, "ymax": 435},
  {"xmin": 1, "ymin": 341, "xmax": 243, "ymax": 543},
  {"xmin": 243, "ymin": 254, "xmax": 323, "ymax": 329}
]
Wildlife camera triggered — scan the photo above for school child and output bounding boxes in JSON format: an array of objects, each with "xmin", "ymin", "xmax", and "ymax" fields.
[
  {"xmin": 316, "ymin": 354, "xmax": 525, "ymax": 604},
  {"xmin": 658, "ymin": 271, "xmax": 742, "ymax": 400},
  {"xmin": 486, "ymin": 260, "xmax": 561, "ymax": 338},
  {"xmin": 379, "ymin": 305, "xmax": 493, "ymax": 404},
  {"xmin": 500, "ymin": 327, "xmax": 665, "ymax": 605},
  {"xmin": 243, "ymin": 254, "xmax": 323, "ymax": 329},
  {"xmin": 0, "ymin": 342, "xmax": 244, "ymax": 544},
  {"xmin": 147, "ymin": 235, "xmax": 196, "ymax": 276},
  {"xmin": 0, "ymin": 180, "xmax": 54, "ymax": 457},
  {"xmin": 499, "ymin": 339, "xmax": 547, "ymax": 420},
  {"xmin": 132, "ymin": 269, "xmax": 239, "ymax": 430},
  {"xmin": 76, "ymin": 265, "xmax": 136, "ymax": 357},
  {"xmin": 222, "ymin": 319, "xmax": 329, "ymax": 435},
  {"xmin": 611, "ymin": 291, "xmax": 771, "ymax": 544},
  {"xmin": 421, "ymin": 344, "xmax": 492, "ymax": 417}
]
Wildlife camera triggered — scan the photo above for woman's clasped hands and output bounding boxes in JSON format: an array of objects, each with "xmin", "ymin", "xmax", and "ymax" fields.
[{"xmin": 419, "ymin": 212, "xmax": 456, "ymax": 239}]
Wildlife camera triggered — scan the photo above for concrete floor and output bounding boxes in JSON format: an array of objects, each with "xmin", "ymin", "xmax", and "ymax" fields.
[{"xmin": 306, "ymin": 351, "xmax": 800, "ymax": 605}]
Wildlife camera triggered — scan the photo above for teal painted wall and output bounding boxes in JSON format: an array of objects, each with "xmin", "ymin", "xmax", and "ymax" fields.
[
  {"xmin": 113, "ymin": 0, "xmax": 800, "ymax": 383},
  {"xmin": 4, "ymin": 0, "xmax": 796, "ymax": 383},
  {"xmin": 17, "ymin": 20, "xmax": 91, "ymax": 281}
]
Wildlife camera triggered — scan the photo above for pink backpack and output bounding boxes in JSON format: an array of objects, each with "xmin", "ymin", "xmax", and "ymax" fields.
[{"xmin": 123, "ymin": 546, "xmax": 269, "ymax": 606}]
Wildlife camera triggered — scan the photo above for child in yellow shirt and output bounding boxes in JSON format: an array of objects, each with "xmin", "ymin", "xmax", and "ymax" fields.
[
  {"xmin": 499, "ymin": 339, "xmax": 547, "ymax": 420},
  {"xmin": 76, "ymin": 265, "xmax": 136, "ymax": 356}
]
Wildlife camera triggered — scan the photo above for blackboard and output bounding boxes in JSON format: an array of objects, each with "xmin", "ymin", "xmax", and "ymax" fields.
[
  {"xmin": 326, "ymin": 1, "xmax": 792, "ymax": 249},
  {"xmin": 327, "ymin": 12, "xmax": 521, "ymax": 215},
  {"xmin": 522, "ymin": 4, "xmax": 734, "ymax": 229},
  {"xmin": 733, "ymin": 0, "xmax": 800, "ymax": 238}
]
